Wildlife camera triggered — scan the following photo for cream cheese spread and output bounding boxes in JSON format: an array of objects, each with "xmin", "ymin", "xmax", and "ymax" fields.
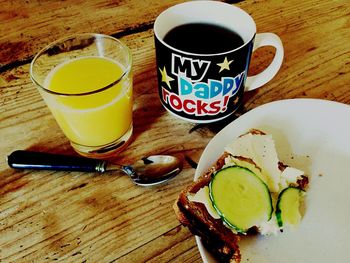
[{"xmin": 188, "ymin": 131, "xmax": 305, "ymax": 235}]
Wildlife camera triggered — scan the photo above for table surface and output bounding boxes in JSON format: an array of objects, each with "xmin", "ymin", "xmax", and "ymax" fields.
[{"xmin": 1, "ymin": 0, "xmax": 349, "ymax": 262}]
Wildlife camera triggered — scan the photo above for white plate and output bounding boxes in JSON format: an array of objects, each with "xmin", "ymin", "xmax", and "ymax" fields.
[{"xmin": 194, "ymin": 98, "xmax": 350, "ymax": 263}]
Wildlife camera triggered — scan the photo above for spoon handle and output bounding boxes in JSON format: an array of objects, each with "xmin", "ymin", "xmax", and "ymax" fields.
[{"xmin": 7, "ymin": 150, "xmax": 106, "ymax": 172}]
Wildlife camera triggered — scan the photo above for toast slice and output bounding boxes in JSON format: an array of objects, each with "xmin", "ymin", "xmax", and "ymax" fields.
[
  {"xmin": 174, "ymin": 152, "xmax": 241, "ymax": 262},
  {"xmin": 174, "ymin": 129, "xmax": 308, "ymax": 262}
]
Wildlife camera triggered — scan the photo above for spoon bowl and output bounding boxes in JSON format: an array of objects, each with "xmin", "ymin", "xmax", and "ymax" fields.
[{"xmin": 117, "ymin": 155, "xmax": 183, "ymax": 186}]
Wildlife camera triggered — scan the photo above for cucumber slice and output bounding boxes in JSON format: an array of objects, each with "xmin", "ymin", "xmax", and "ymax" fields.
[
  {"xmin": 276, "ymin": 187, "xmax": 305, "ymax": 227},
  {"xmin": 229, "ymin": 157, "xmax": 268, "ymax": 186},
  {"xmin": 209, "ymin": 166, "xmax": 273, "ymax": 233}
]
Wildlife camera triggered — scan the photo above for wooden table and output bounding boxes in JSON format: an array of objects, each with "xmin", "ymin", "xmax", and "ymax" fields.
[{"xmin": 1, "ymin": 0, "xmax": 349, "ymax": 262}]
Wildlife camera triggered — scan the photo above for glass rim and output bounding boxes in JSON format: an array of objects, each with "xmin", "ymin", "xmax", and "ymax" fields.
[{"xmin": 29, "ymin": 33, "xmax": 132, "ymax": 97}]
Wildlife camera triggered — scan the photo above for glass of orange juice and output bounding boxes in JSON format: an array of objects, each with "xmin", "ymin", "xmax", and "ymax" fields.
[{"xmin": 30, "ymin": 33, "xmax": 133, "ymax": 158}]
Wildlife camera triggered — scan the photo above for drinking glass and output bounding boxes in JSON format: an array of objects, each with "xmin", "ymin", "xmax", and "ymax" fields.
[{"xmin": 30, "ymin": 33, "xmax": 133, "ymax": 158}]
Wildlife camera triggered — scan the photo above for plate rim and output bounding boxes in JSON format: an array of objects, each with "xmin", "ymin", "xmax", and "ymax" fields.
[{"xmin": 194, "ymin": 98, "xmax": 350, "ymax": 263}]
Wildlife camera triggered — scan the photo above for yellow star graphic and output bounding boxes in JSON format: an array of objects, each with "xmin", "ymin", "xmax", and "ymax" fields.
[
  {"xmin": 159, "ymin": 66, "xmax": 174, "ymax": 89},
  {"xmin": 217, "ymin": 57, "xmax": 233, "ymax": 73}
]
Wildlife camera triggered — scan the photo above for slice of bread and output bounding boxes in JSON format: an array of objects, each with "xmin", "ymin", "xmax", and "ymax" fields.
[
  {"xmin": 174, "ymin": 130, "xmax": 308, "ymax": 262},
  {"xmin": 174, "ymin": 152, "xmax": 242, "ymax": 262}
]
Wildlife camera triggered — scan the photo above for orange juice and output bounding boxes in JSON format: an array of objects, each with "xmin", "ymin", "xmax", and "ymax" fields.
[{"xmin": 42, "ymin": 56, "xmax": 132, "ymax": 147}]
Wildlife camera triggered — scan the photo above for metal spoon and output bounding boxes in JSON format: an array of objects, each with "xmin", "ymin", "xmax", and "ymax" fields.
[{"xmin": 7, "ymin": 150, "xmax": 182, "ymax": 186}]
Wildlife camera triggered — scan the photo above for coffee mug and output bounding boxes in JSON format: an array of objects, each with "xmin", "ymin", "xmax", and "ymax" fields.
[{"xmin": 154, "ymin": 1, "xmax": 284, "ymax": 123}]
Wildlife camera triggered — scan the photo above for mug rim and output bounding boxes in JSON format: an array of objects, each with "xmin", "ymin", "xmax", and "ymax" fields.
[
  {"xmin": 154, "ymin": 1, "xmax": 257, "ymax": 57},
  {"xmin": 30, "ymin": 33, "xmax": 132, "ymax": 97}
]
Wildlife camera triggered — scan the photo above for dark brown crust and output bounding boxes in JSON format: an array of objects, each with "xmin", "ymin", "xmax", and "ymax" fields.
[
  {"xmin": 244, "ymin": 128, "xmax": 266, "ymax": 136},
  {"xmin": 174, "ymin": 152, "xmax": 242, "ymax": 263},
  {"xmin": 297, "ymin": 175, "xmax": 309, "ymax": 190}
]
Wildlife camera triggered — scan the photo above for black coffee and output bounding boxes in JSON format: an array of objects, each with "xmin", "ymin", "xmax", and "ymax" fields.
[{"xmin": 163, "ymin": 23, "xmax": 244, "ymax": 54}]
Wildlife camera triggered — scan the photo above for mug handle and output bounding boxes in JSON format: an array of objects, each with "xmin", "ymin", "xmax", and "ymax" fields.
[{"xmin": 245, "ymin": 33, "xmax": 284, "ymax": 91}]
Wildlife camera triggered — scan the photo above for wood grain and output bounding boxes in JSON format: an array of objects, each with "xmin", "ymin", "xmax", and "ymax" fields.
[
  {"xmin": 0, "ymin": 0, "xmax": 189, "ymax": 69},
  {"xmin": 1, "ymin": 0, "xmax": 350, "ymax": 262}
]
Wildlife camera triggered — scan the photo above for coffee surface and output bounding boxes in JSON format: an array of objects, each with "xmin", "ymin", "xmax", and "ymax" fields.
[{"xmin": 163, "ymin": 23, "xmax": 244, "ymax": 54}]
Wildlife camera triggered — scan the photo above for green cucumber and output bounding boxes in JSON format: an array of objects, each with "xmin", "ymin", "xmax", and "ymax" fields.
[
  {"xmin": 229, "ymin": 157, "xmax": 268, "ymax": 186},
  {"xmin": 209, "ymin": 166, "xmax": 273, "ymax": 233},
  {"xmin": 276, "ymin": 187, "xmax": 305, "ymax": 227}
]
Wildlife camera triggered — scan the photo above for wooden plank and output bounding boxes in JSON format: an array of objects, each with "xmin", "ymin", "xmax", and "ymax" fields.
[
  {"xmin": 116, "ymin": 225, "xmax": 203, "ymax": 263},
  {"xmin": 0, "ymin": 0, "xmax": 189, "ymax": 69},
  {"xmin": 0, "ymin": 164, "xmax": 198, "ymax": 261},
  {"xmin": 0, "ymin": 0, "xmax": 349, "ymax": 262}
]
